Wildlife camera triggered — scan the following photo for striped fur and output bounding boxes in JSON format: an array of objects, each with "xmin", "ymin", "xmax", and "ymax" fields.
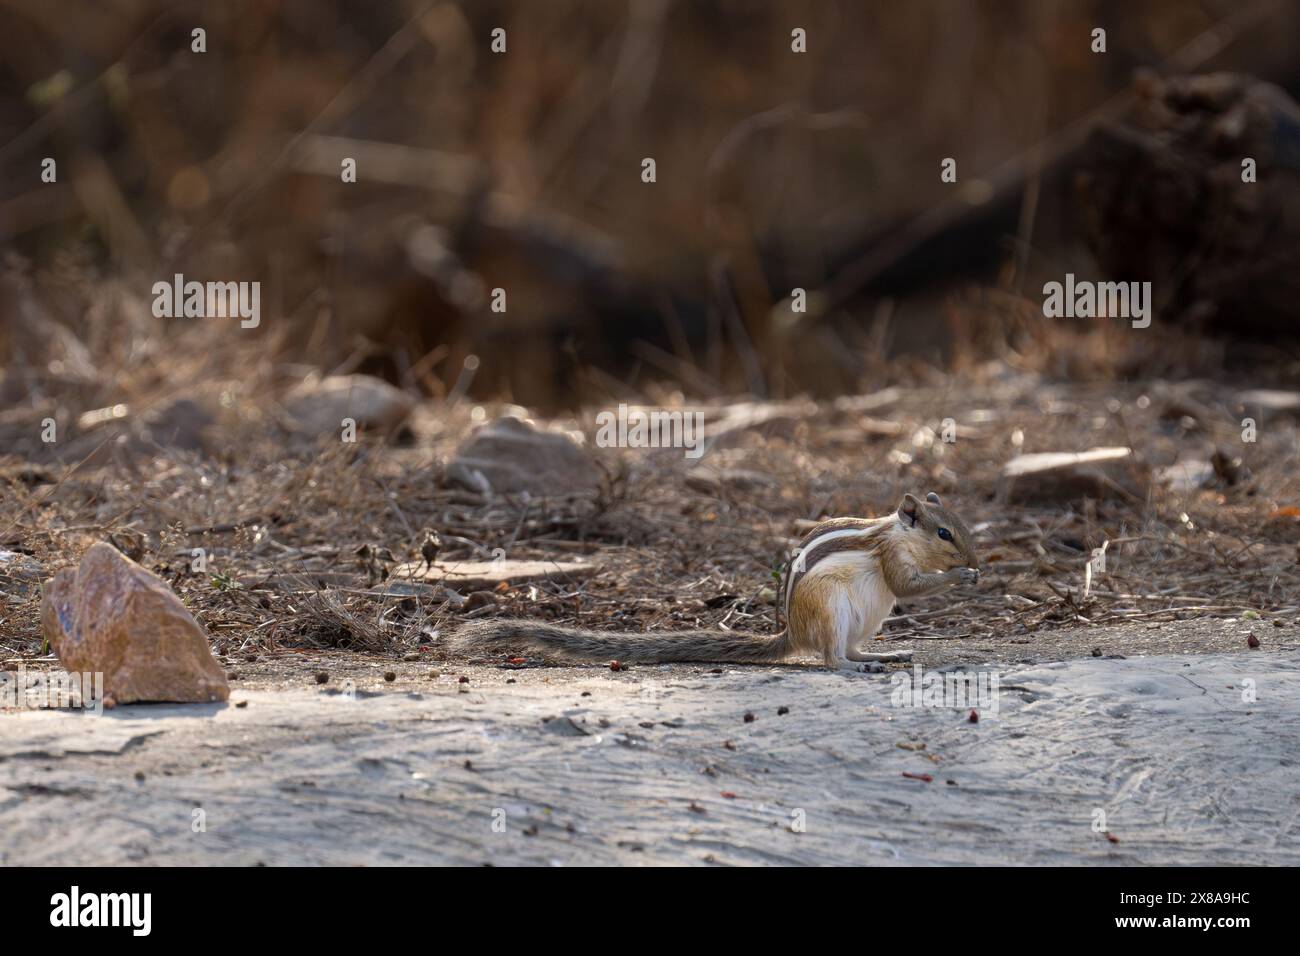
[{"xmin": 449, "ymin": 493, "xmax": 979, "ymax": 669}]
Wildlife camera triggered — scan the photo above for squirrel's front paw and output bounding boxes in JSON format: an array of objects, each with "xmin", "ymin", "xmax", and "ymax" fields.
[{"xmin": 956, "ymin": 567, "xmax": 980, "ymax": 586}]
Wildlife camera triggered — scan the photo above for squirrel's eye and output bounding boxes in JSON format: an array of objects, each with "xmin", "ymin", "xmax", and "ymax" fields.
[{"xmin": 937, "ymin": 527, "xmax": 953, "ymax": 541}]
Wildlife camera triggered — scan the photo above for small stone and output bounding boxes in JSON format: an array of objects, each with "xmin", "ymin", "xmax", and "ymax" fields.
[
  {"xmin": 0, "ymin": 550, "xmax": 44, "ymax": 603},
  {"xmin": 743, "ymin": 712, "xmax": 755, "ymax": 723},
  {"xmin": 370, "ymin": 580, "xmax": 442, "ymax": 599},
  {"xmin": 461, "ymin": 590, "xmax": 499, "ymax": 611},
  {"xmin": 314, "ymin": 672, "xmax": 329, "ymax": 684},
  {"xmin": 445, "ymin": 416, "xmax": 601, "ymax": 497},
  {"xmin": 282, "ymin": 374, "xmax": 413, "ymax": 435},
  {"xmin": 142, "ymin": 398, "xmax": 215, "ymax": 452},
  {"xmin": 685, "ymin": 468, "xmax": 779, "ymax": 495},
  {"xmin": 1247, "ymin": 634, "xmax": 1261, "ymax": 649},
  {"xmin": 384, "ymin": 671, "xmax": 396, "ymax": 682},
  {"xmin": 40, "ymin": 543, "xmax": 228, "ymax": 704},
  {"xmin": 1156, "ymin": 459, "xmax": 1215, "ymax": 493}
]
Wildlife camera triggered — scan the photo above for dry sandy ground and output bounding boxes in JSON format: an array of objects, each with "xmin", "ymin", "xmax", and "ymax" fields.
[{"xmin": 2, "ymin": 621, "xmax": 1298, "ymax": 866}]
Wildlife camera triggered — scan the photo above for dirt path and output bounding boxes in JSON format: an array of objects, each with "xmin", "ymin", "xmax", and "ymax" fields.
[{"xmin": 3, "ymin": 629, "xmax": 1297, "ymax": 865}]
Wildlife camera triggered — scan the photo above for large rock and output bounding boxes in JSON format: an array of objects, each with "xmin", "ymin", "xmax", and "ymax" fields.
[
  {"xmin": 282, "ymin": 374, "xmax": 414, "ymax": 435},
  {"xmin": 445, "ymin": 417, "xmax": 601, "ymax": 496},
  {"xmin": 40, "ymin": 543, "xmax": 229, "ymax": 704}
]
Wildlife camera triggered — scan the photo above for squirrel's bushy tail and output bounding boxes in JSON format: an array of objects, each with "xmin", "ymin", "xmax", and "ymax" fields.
[{"xmin": 449, "ymin": 619, "xmax": 791, "ymax": 664}]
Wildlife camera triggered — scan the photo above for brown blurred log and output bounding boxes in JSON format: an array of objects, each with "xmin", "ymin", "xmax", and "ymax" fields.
[{"xmin": 1077, "ymin": 72, "xmax": 1300, "ymax": 336}]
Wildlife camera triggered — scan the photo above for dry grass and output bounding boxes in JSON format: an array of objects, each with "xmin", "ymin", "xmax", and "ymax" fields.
[
  {"xmin": 3, "ymin": 2, "xmax": 1300, "ymax": 676},
  {"xmin": 4, "ymin": 349, "xmax": 1299, "ymax": 666}
]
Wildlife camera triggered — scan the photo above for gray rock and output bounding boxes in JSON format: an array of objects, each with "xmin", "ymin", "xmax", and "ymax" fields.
[
  {"xmin": 684, "ymin": 467, "xmax": 779, "ymax": 494},
  {"xmin": 540, "ymin": 715, "xmax": 589, "ymax": 737},
  {"xmin": 142, "ymin": 398, "xmax": 215, "ymax": 452},
  {"xmin": 282, "ymin": 374, "xmax": 414, "ymax": 435},
  {"xmin": 1157, "ymin": 459, "xmax": 1215, "ymax": 493},
  {"xmin": 0, "ymin": 550, "xmax": 45, "ymax": 603},
  {"xmin": 445, "ymin": 417, "xmax": 601, "ymax": 496}
]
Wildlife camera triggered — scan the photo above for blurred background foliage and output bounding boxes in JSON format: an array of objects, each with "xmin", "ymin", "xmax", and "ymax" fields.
[{"xmin": 2, "ymin": 0, "xmax": 1299, "ymax": 408}]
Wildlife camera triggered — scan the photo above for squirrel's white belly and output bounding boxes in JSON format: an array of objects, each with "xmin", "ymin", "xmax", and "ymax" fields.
[{"xmin": 800, "ymin": 550, "xmax": 897, "ymax": 655}]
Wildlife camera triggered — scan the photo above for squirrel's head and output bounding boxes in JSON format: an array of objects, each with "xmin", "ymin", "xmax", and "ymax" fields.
[{"xmin": 896, "ymin": 492, "xmax": 979, "ymax": 571}]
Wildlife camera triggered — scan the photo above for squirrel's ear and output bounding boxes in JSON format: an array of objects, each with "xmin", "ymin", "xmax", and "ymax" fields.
[
  {"xmin": 899, "ymin": 494, "xmax": 920, "ymax": 523},
  {"xmin": 926, "ymin": 492, "xmax": 942, "ymax": 506}
]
